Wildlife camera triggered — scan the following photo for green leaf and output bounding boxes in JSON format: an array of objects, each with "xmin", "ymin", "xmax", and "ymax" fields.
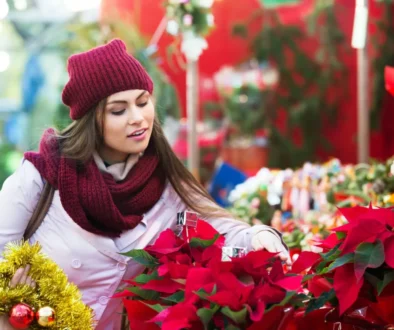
[
  {"xmin": 143, "ymin": 302, "xmax": 168, "ymax": 313},
  {"xmin": 221, "ymin": 306, "xmax": 247, "ymax": 324},
  {"xmin": 315, "ymin": 246, "xmax": 341, "ymax": 273},
  {"xmin": 194, "ymin": 285, "xmax": 217, "ymax": 300},
  {"xmin": 128, "ymin": 287, "xmax": 160, "ymax": 300},
  {"xmin": 342, "ymin": 190, "xmax": 370, "ymax": 202},
  {"xmin": 377, "ymin": 271, "xmax": 394, "ymax": 295},
  {"xmin": 364, "ymin": 269, "xmax": 382, "ymax": 291},
  {"xmin": 278, "ymin": 291, "xmax": 296, "ymax": 306},
  {"xmin": 197, "ymin": 305, "xmax": 220, "ymax": 329},
  {"xmin": 305, "ymin": 289, "xmax": 336, "ymax": 314},
  {"xmin": 173, "ymin": 278, "xmax": 186, "ymax": 285},
  {"xmin": 364, "ymin": 272, "xmax": 381, "ymax": 292},
  {"xmin": 320, "ymin": 253, "xmax": 354, "ymax": 274},
  {"xmin": 133, "ymin": 271, "xmax": 160, "ymax": 284},
  {"xmin": 302, "ymin": 274, "xmax": 315, "ymax": 283},
  {"xmin": 321, "ymin": 243, "xmax": 341, "ymax": 260},
  {"xmin": 190, "ymin": 234, "xmax": 219, "ymax": 248},
  {"xmin": 354, "ymin": 241, "xmax": 385, "ymax": 281},
  {"xmin": 161, "ymin": 291, "xmax": 185, "ymax": 303},
  {"xmin": 290, "ymin": 293, "xmax": 310, "ymax": 308},
  {"xmin": 266, "ymin": 291, "xmax": 296, "ymax": 312},
  {"xmin": 121, "ymin": 249, "xmax": 159, "ymax": 267},
  {"xmin": 194, "ymin": 289, "xmax": 210, "ymax": 300},
  {"xmin": 336, "ymin": 232, "xmax": 346, "ymax": 240}
]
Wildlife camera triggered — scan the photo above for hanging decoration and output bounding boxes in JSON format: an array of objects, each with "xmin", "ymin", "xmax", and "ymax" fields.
[
  {"xmin": 164, "ymin": 0, "xmax": 216, "ymax": 180},
  {"xmin": 164, "ymin": 0, "xmax": 215, "ymax": 60},
  {"xmin": 0, "ymin": 242, "xmax": 94, "ymax": 329}
]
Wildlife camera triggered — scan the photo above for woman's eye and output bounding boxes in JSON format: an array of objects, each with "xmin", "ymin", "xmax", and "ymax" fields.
[
  {"xmin": 137, "ymin": 102, "xmax": 148, "ymax": 108},
  {"xmin": 112, "ymin": 109, "xmax": 126, "ymax": 116}
]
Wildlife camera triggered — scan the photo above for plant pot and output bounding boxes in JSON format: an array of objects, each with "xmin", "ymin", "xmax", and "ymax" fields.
[{"xmin": 221, "ymin": 145, "xmax": 268, "ymax": 175}]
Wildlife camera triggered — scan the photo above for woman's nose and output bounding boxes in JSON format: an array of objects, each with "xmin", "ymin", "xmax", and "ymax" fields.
[{"xmin": 127, "ymin": 107, "xmax": 144, "ymax": 125}]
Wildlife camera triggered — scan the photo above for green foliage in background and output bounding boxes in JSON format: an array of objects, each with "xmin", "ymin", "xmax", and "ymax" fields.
[
  {"xmin": 0, "ymin": 144, "xmax": 23, "ymax": 187},
  {"xmin": 224, "ymin": 84, "xmax": 269, "ymax": 137},
  {"xmin": 232, "ymin": 3, "xmax": 347, "ymax": 168},
  {"xmin": 326, "ymin": 157, "xmax": 394, "ymax": 208}
]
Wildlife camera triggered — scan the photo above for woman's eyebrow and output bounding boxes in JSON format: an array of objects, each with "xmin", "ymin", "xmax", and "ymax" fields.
[
  {"xmin": 107, "ymin": 91, "xmax": 147, "ymax": 105},
  {"xmin": 136, "ymin": 91, "xmax": 147, "ymax": 100},
  {"xmin": 106, "ymin": 100, "xmax": 128, "ymax": 105}
]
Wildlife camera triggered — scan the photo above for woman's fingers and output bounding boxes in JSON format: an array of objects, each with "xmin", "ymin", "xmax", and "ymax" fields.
[
  {"xmin": 19, "ymin": 264, "xmax": 31, "ymax": 285},
  {"xmin": 9, "ymin": 265, "xmax": 34, "ymax": 288},
  {"xmin": 25, "ymin": 276, "xmax": 35, "ymax": 288},
  {"xmin": 9, "ymin": 267, "xmax": 25, "ymax": 288}
]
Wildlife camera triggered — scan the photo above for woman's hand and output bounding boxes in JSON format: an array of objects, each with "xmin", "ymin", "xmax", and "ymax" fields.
[
  {"xmin": 9, "ymin": 265, "xmax": 36, "ymax": 289},
  {"xmin": 251, "ymin": 231, "xmax": 291, "ymax": 265},
  {"xmin": 0, "ymin": 265, "xmax": 36, "ymax": 330}
]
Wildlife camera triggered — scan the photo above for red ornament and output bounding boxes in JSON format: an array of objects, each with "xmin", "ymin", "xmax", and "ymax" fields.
[{"xmin": 8, "ymin": 303, "xmax": 35, "ymax": 329}]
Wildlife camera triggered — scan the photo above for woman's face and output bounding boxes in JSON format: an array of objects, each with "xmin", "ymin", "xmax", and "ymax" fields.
[{"xmin": 98, "ymin": 89, "xmax": 154, "ymax": 163}]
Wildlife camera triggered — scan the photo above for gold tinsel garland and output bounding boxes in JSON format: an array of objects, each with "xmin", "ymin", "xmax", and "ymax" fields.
[{"xmin": 0, "ymin": 242, "xmax": 94, "ymax": 329}]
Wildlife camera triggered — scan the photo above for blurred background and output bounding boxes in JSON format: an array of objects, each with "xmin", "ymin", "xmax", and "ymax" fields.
[{"xmin": 1, "ymin": 0, "xmax": 394, "ymax": 253}]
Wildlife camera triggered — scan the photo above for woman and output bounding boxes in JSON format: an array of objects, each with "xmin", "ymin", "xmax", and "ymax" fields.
[{"xmin": 0, "ymin": 39, "xmax": 289, "ymax": 329}]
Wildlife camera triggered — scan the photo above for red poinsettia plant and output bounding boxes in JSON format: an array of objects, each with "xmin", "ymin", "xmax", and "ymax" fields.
[
  {"xmin": 292, "ymin": 205, "xmax": 394, "ymax": 329},
  {"xmin": 116, "ymin": 206, "xmax": 394, "ymax": 330},
  {"xmin": 116, "ymin": 217, "xmax": 305, "ymax": 330}
]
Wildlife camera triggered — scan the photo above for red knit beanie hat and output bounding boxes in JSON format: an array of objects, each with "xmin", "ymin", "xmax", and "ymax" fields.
[{"xmin": 62, "ymin": 39, "xmax": 154, "ymax": 120}]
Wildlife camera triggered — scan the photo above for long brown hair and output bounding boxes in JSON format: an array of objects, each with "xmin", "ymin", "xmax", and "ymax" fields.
[
  {"xmin": 55, "ymin": 99, "xmax": 106, "ymax": 163},
  {"xmin": 55, "ymin": 98, "xmax": 232, "ymax": 219}
]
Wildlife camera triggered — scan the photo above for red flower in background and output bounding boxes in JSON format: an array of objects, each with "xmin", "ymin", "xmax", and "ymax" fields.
[{"xmin": 385, "ymin": 66, "xmax": 394, "ymax": 96}]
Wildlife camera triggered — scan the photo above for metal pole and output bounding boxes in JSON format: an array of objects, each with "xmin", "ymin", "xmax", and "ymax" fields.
[
  {"xmin": 352, "ymin": 0, "xmax": 369, "ymax": 163},
  {"xmin": 357, "ymin": 45, "xmax": 369, "ymax": 163},
  {"xmin": 186, "ymin": 58, "xmax": 200, "ymax": 180}
]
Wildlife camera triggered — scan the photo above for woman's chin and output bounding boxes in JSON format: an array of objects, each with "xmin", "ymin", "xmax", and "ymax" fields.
[{"xmin": 127, "ymin": 144, "xmax": 149, "ymax": 155}]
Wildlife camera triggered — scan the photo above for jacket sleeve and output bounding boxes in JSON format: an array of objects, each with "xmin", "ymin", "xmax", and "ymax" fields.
[
  {"xmin": 169, "ymin": 185, "xmax": 286, "ymax": 251},
  {"xmin": 0, "ymin": 160, "xmax": 43, "ymax": 251},
  {"xmin": 204, "ymin": 213, "xmax": 286, "ymax": 251}
]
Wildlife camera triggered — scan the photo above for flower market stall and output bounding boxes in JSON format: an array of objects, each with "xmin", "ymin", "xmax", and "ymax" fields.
[{"xmin": 108, "ymin": 66, "xmax": 394, "ymax": 329}]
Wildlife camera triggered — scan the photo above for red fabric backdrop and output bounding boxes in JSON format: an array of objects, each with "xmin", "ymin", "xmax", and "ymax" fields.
[{"xmin": 101, "ymin": 0, "xmax": 394, "ymax": 164}]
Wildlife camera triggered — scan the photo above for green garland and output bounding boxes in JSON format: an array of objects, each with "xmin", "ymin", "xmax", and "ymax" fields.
[{"xmin": 0, "ymin": 242, "xmax": 94, "ymax": 329}]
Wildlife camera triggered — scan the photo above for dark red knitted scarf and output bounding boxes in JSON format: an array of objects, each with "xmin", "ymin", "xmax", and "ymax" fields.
[{"xmin": 24, "ymin": 129, "xmax": 166, "ymax": 237}]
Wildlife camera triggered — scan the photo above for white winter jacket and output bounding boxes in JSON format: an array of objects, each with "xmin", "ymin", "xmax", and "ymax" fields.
[{"xmin": 0, "ymin": 159, "xmax": 282, "ymax": 329}]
